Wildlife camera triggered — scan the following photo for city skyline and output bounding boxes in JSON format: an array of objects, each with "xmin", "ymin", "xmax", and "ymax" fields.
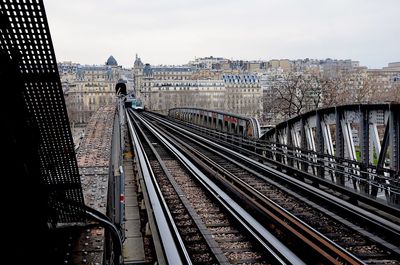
[{"xmin": 45, "ymin": 0, "xmax": 399, "ymax": 69}]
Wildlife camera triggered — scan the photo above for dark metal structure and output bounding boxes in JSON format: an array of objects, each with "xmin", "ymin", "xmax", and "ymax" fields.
[
  {"xmin": 0, "ymin": 1, "xmax": 124, "ymax": 264},
  {"xmin": 168, "ymin": 104, "xmax": 399, "ymax": 205},
  {"xmin": 1, "ymin": 0, "xmax": 84, "ymax": 224},
  {"xmin": 0, "ymin": 1, "xmax": 127, "ymax": 263},
  {"xmin": 262, "ymin": 103, "xmax": 400, "ymax": 204}
]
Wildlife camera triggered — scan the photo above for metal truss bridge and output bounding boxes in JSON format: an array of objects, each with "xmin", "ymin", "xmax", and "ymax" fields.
[{"xmin": 169, "ymin": 104, "xmax": 400, "ymax": 206}]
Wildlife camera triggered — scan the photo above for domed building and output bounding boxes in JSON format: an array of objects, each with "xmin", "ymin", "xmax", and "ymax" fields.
[
  {"xmin": 105, "ymin": 55, "xmax": 118, "ymax": 66},
  {"xmin": 134, "ymin": 54, "xmax": 143, "ymax": 68}
]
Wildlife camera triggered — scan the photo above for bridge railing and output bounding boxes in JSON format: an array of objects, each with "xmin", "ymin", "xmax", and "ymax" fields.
[
  {"xmin": 168, "ymin": 112, "xmax": 399, "ymax": 206},
  {"xmin": 256, "ymin": 140, "xmax": 399, "ymax": 205},
  {"xmin": 260, "ymin": 103, "xmax": 399, "ymax": 205}
]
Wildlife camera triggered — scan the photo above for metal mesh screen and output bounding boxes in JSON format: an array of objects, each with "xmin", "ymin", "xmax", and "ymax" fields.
[{"xmin": 0, "ymin": 0, "xmax": 84, "ymax": 223}]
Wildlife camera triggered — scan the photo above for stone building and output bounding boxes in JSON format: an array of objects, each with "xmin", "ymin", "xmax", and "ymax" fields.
[
  {"xmin": 269, "ymin": 59, "xmax": 292, "ymax": 72},
  {"xmin": 223, "ymin": 74, "xmax": 263, "ymax": 118},
  {"xmin": 62, "ymin": 56, "xmax": 121, "ymax": 126},
  {"xmin": 188, "ymin": 56, "xmax": 228, "ymax": 70},
  {"xmin": 133, "ymin": 55, "xmax": 263, "ymax": 118},
  {"xmin": 365, "ymin": 66, "xmax": 400, "ymax": 103},
  {"xmin": 383, "ymin": 62, "xmax": 400, "ymax": 71},
  {"xmin": 134, "ymin": 56, "xmax": 225, "ymax": 113}
]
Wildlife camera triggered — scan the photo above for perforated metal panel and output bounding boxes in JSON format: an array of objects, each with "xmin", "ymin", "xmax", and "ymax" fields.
[{"xmin": 0, "ymin": 0, "xmax": 84, "ymax": 223}]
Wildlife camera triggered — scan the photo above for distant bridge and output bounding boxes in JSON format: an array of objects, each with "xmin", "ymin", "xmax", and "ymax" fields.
[{"xmin": 168, "ymin": 107, "xmax": 261, "ymax": 138}]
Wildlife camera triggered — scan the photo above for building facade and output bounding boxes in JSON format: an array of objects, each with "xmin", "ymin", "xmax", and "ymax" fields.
[
  {"xmin": 223, "ymin": 74, "xmax": 262, "ymax": 117},
  {"xmin": 133, "ymin": 56, "xmax": 399, "ymax": 125},
  {"xmin": 133, "ymin": 55, "xmax": 263, "ymax": 118},
  {"xmin": 61, "ymin": 56, "xmax": 121, "ymax": 126}
]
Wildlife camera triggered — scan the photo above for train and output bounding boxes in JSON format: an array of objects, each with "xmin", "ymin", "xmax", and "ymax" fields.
[{"xmin": 125, "ymin": 96, "xmax": 144, "ymax": 111}]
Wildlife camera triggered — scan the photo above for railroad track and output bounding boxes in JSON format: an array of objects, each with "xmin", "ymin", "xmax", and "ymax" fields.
[
  {"xmin": 143, "ymin": 111, "xmax": 400, "ymax": 265},
  {"xmin": 128, "ymin": 110, "xmax": 302, "ymax": 264}
]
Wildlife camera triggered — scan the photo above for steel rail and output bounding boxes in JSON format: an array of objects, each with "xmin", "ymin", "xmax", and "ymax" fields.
[
  {"xmin": 133, "ymin": 111, "xmax": 304, "ymax": 265},
  {"xmin": 146, "ymin": 114, "xmax": 366, "ymax": 265},
  {"xmin": 126, "ymin": 110, "xmax": 191, "ymax": 265},
  {"xmin": 129, "ymin": 109, "xmax": 229, "ymax": 264},
  {"xmin": 147, "ymin": 112, "xmax": 400, "ymax": 256}
]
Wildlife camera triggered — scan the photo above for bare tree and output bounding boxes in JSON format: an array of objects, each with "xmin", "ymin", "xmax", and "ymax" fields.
[
  {"xmin": 321, "ymin": 73, "xmax": 349, "ymax": 106},
  {"xmin": 370, "ymin": 78, "xmax": 400, "ymax": 103},
  {"xmin": 303, "ymin": 72, "xmax": 328, "ymax": 110},
  {"xmin": 354, "ymin": 73, "xmax": 375, "ymax": 103},
  {"xmin": 321, "ymin": 69, "xmax": 373, "ymax": 106},
  {"xmin": 270, "ymin": 71, "xmax": 326, "ymax": 120},
  {"xmin": 273, "ymin": 72, "xmax": 305, "ymax": 118},
  {"xmin": 264, "ymin": 68, "xmax": 399, "ymax": 124}
]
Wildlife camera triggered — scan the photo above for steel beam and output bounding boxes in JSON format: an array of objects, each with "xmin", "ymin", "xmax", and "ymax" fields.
[
  {"xmin": 335, "ymin": 109, "xmax": 346, "ymax": 186},
  {"xmin": 287, "ymin": 124, "xmax": 294, "ymax": 167},
  {"xmin": 359, "ymin": 107, "xmax": 370, "ymax": 165},
  {"xmin": 389, "ymin": 108, "xmax": 400, "ymax": 205},
  {"xmin": 390, "ymin": 108, "xmax": 399, "ymax": 171},
  {"xmin": 300, "ymin": 117, "xmax": 308, "ymax": 173},
  {"xmin": 377, "ymin": 119, "xmax": 390, "ymax": 169},
  {"xmin": 291, "ymin": 127, "xmax": 299, "ymax": 169},
  {"xmin": 359, "ymin": 107, "xmax": 370, "ymax": 194},
  {"xmin": 316, "ymin": 111, "xmax": 325, "ymax": 178},
  {"xmin": 371, "ymin": 123, "xmax": 381, "ymax": 165},
  {"xmin": 321, "ymin": 119, "xmax": 335, "ymax": 181}
]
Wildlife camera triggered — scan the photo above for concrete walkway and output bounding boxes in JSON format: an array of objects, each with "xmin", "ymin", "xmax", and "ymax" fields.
[{"xmin": 123, "ymin": 151, "xmax": 145, "ymax": 264}]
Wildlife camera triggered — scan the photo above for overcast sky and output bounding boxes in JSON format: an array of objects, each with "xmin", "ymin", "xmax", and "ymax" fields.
[{"xmin": 44, "ymin": 0, "xmax": 399, "ymax": 69}]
